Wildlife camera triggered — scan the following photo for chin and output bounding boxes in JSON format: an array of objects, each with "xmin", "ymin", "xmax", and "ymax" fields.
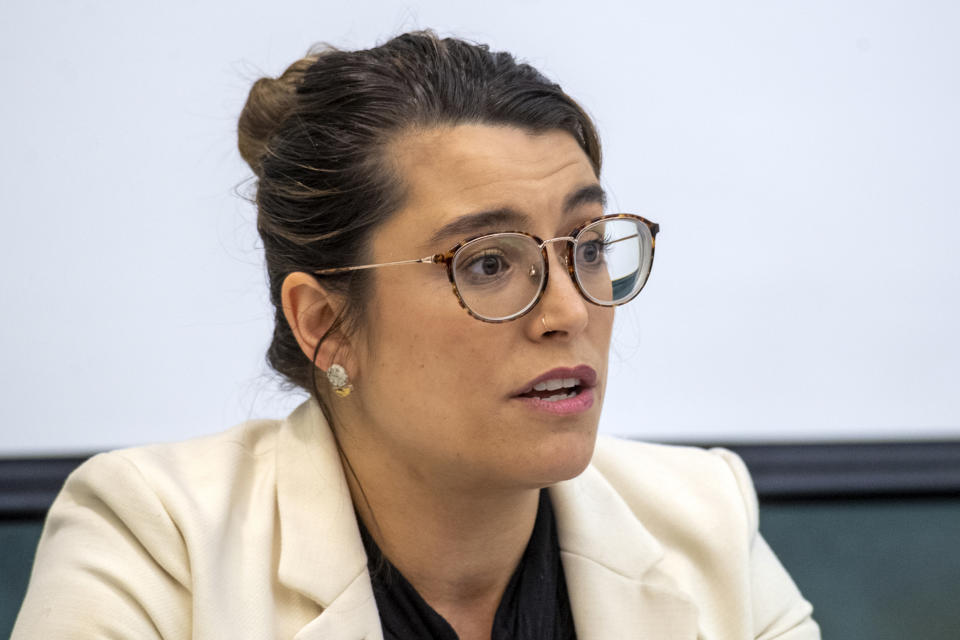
[{"xmin": 525, "ymin": 425, "xmax": 599, "ymax": 487}]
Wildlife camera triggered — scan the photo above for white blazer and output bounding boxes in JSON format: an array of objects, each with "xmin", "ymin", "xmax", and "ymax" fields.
[{"xmin": 13, "ymin": 400, "xmax": 819, "ymax": 639}]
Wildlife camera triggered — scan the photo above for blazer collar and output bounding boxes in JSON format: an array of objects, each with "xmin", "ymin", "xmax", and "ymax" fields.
[
  {"xmin": 276, "ymin": 399, "xmax": 383, "ymax": 639},
  {"xmin": 551, "ymin": 465, "xmax": 701, "ymax": 639}
]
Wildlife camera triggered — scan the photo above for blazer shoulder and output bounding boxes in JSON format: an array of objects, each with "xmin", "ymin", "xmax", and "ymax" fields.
[
  {"xmin": 57, "ymin": 416, "xmax": 286, "ymax": 540},
  {"xmin": 116, "ymin": 415, "xmax": 283, "ymax": 465},
  {"xmin": 15, "ymin": 418, "xmax": 290, "ymax": 639},
  {"xmin": 590, "ymin": 437, "xmax": 759, "ymax": 536}
]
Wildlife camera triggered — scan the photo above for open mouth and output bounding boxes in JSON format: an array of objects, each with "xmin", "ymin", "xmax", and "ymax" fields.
[{"xmin": 517, "ymin": 377, "xmax": 584, "ymax": 403}]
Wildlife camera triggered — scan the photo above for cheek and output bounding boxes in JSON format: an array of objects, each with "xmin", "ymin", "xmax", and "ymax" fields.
[
  {"xmin": 594, "ymin": 307, "xmax": 615, "ymax": 343},
  {"xmin": 358, "ymin": 278, "xmax": 507, "ymax": 457},
  {"xmin": 363, "ymin": 273, "xmax": 485, "ymax": 389},
  {"xmin": 588, "ymin": 307, "xmax": 616, "ymax": 386}
]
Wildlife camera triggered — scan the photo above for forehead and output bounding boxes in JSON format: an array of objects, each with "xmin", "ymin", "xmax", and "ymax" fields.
[{"xmin": 380, "ymin": 125, "xmax": 601, "ymax": 250}]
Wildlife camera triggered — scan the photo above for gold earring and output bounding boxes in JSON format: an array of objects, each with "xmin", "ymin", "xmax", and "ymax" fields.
[{"xmin": 326, "ymin": 364, "xmax": 354, "ymax": 398}]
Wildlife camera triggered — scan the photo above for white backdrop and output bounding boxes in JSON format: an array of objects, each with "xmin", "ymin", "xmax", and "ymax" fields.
[{"xmin": 1, "ymin": 0, "xmax": 958, "ymax": 454}]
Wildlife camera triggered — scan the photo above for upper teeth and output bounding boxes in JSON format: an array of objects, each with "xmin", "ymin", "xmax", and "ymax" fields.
[{"xmin": 533, "ymin": 377, "xmax": 580, "ymax": 392}]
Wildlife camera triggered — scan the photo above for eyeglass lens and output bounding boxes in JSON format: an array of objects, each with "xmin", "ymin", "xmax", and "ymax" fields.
[{"xmin": 450, "ymin": 217, "xmax": 652, "ymax": 321}]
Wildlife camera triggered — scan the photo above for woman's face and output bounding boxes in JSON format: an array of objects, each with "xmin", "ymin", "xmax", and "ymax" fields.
[{"xmin": 347, "ymin": 124, "xmax": 614, "ymax": 492}]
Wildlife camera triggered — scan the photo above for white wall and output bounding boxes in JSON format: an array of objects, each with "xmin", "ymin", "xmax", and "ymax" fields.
[{"xmin": 1, "ymin": 0, "xmax": 958, "ymax": 454}]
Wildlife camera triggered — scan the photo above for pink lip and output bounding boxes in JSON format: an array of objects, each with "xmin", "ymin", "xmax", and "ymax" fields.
[
  {"xmin": 515, "ymin": 388, "xmax": 595, "ymax": 415},
  {"xmin": 511, "ymin": 365, "xmax": 599, "ymax": 416}
]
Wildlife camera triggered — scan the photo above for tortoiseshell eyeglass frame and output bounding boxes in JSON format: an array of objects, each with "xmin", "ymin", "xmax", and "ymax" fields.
[{"xmin": 313, "ymin": 213, "xmax": 660, "ymax": 323}]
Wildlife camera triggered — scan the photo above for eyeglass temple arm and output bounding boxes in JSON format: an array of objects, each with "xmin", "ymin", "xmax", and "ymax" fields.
[
  {"xmin": 537, "ymin": 233, "xmax": 646, "ymax": 262},
  {"xmin": 606, "ymin": 233, "xmax": 640, "ymax": 246},
  {"xmin": 314, "ymin": 254, "xmax": 446, "ymax": 275}
]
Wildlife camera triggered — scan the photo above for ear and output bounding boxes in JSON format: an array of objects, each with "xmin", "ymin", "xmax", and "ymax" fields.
[{"xmin": 281, "ymin": 272, "xmax": 356, "ymax": 376}]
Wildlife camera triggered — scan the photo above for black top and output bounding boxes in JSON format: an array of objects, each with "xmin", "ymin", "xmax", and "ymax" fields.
[{"xmin": 357, "ymin": 489, "xmax": 577, "ymax": 640}]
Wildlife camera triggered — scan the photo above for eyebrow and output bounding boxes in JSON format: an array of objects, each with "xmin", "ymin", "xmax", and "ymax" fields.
[
  {"xmin": 563, "ymin": 183, "xmax": 607, "ymax": 213},
  {"xmin": 428, "ymin": 208, "xmax": 530, "ymax": 246},
  {"xmin": 427, "ymin": 183, "xmax": 607, "ymax": 246}
]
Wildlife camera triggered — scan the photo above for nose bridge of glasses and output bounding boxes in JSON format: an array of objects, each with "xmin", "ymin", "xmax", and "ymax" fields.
[{"xmin": 539, "ymin": 236, "xmax": 576, "ymax": 269}]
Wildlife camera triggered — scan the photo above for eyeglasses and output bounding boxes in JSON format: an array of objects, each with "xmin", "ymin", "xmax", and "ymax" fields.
[{"xmin": 314, "ymin": 213, "xmax": 659, "ymax": 323}]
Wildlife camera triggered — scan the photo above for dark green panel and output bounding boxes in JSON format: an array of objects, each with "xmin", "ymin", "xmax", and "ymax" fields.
[
  {"xmin": 761, "ymin": 499, "xmax": 960, "ymax": 640},
  {"xmin": 0, "ymin": 522, "xmax": 43, "ymax": 639}
]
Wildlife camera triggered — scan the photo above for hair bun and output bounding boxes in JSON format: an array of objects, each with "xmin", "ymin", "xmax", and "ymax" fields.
[{"xmin": 237, "ymin": 56, "xmax": 317, "ymax": 177}]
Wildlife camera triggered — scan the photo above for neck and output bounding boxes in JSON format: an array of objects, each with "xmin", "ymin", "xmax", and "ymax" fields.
[{"xmin": 336, "ymin": 427, "xmax": 541, "ymax": 638}]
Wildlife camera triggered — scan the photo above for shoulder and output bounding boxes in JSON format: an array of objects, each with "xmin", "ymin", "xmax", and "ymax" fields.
[
  {"xmin": 65, "ymin": 417, "xmax": 283, "ymax": 510},
  {"xmin": 35, "ymin": 417, "xmax": 286, "ymax": 598},
  {"xmin": 51, "ymin": 417, "xmax": 288, "ymax": 569},
  {"xmin": 559, "ymin": 439, "xmax": 819, "ymax": 637},
  {"xmin": 14, "ymin": 417, "xmax": 297, "ymax": 638},
  {"xmin": 590, "ymin": 436, "xmax": 759, "ymax": 538}
]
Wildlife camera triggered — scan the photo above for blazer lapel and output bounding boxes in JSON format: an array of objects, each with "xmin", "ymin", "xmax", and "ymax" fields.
[
  {"xmin": 292, "ymin": 571, "xmax": 382, "ymax": 640},
  {"xmin": 276, "ymin": 400, "xmax": 383, "ymax": 640},
  {"xmin": 551, "ymin": 466, "xmax": 700, "ymax": 640}
]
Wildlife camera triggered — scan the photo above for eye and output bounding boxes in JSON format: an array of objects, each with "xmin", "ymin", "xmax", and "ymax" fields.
[
  {"xmin": 476, "ymin": 254, "xmax": 505, "ymax": 276},
  {"xmin": 576, "ymin": 236, "xmax": 608, "ymax": 266},
  {"xmin": 452, "ymin": 233, "xmax": 535, "ymax": 290},
  {"xmin": 462, "ymin": 249, "xmax": 513, "ymax": 281}
]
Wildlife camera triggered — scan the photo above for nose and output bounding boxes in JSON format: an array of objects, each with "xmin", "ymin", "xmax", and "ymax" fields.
[{"xmin": 528, "ymin": 242, "xmax": 589, "ymax": 340}]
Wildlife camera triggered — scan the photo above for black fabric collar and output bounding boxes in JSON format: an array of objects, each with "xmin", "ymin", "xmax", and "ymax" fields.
[{"xmin": 358, "ymin": 489, "xmax": 576, "ymax": 640}]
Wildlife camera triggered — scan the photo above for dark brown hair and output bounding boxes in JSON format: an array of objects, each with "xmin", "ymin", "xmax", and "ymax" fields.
[{"xmin": 238, "ymin": 30, "xmax": 602, "ymax": 400}]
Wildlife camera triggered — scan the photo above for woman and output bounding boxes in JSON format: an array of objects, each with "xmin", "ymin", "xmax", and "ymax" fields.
[{"xmin": 14, "ymin": 32, "xmax": 818, "ymax": 639}]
